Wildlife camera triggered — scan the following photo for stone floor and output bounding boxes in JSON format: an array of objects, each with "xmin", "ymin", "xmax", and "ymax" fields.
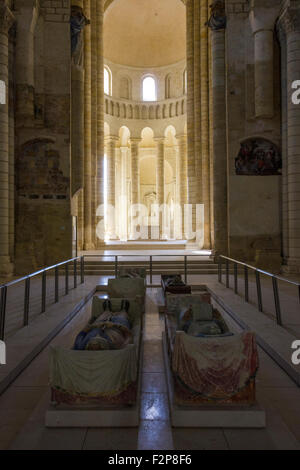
[{"xmin": 0, "ymin": 284, "xmax": 298, "ymax": 450}]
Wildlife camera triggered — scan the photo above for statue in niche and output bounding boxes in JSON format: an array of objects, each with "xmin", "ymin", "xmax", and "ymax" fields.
[
  {"xmin": 70, "ymin": 5, "xmax": 90, "ymax": 65},
  {"xmin": 235, "ymin": 138, "xmax": 282, "ymax": 176},
  {"xmin": 207, "ymin": 0, "xmax": 226, "ymax": 30}
]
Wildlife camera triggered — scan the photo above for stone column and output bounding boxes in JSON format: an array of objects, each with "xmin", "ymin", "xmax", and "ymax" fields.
[
  {"xmin": 105, "ymin": 136, "xmax": 117, "ymax": 239},
  {"xmin": 96, "ymin": 0, "xmax": 104, "ymax": 246},
  {"xmin": 208, "ymin": 1, "xmax": 228, "ymax": 258},
  {"xmin": 200, "ymin": 0, "xmax": 211, "ymax": 248},
  {"xmin": 177, "ymin": 134, "xmax": 188, "ymax": 212},
  {"xmin": 130, "ymin": 138, "xmax": 140, "ymax": 207},
  {"xmin": 279, "ymin": 3, "xmax": 300, "ymax": 272},
  {"xmin": 8, "ymin": 26, "xmax": 15, "ymax": 261},
  {"xmin": 155, "ymin": 138, "xmax": 165, "ymax": 238},
  {"xmin": 120, "ymin": 146, "xmax": 128, "ymax": 240},
  {"xmin": 70, "ymin": 2, "xmax": 88, "ymax": 196},
  {"xmin": 249, "ymin": 5, "xmax": 278, "ymax": 119},
  {"xmin": 130, "ymin": 138, "xmax": 141, "ymax": 239},
  {"xmin": 186, "ymin": 0, "xmax": 196, "ymax": 217},
  {"xmin": 90, "ymin": 0, "xmax": 97, "ymax": 246},
  {"xmin": 83, "ymin": 0, "xmax": 93, "ymax": 249},
  {"xmin": 277, "ymin": 21, "xmax": 289, "ymax": 265},
  {"xmin": 14, "ymin": 0, "xmax": 39, "ymax": 125},
  {"xmin": 0, "ymin": 1, "xmax": 14, "ymax": 276}
]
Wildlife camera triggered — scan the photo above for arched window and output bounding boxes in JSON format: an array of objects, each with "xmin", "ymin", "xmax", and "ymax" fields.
[
  {"xmin": 104, "ymin": 66, "xmax": 112, "ymax": 95},
  {"xmin": 142, "ymin": 76, "xmax": 156, "ymax": 101}
]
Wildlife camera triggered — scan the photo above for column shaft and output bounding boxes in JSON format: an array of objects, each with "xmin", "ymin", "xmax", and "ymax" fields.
[
  {"xmin": 200, "ymin": 0, "xmax": 211, "ymax": 249},
  {"xmin": 106, "ymin": 137, "xmax": 117, "ymax": 239},
  {"xmin": 90, "ymin": 0, "xmax": 98, "ymax": 246},
  {"xmin": 96, "ymin": 0, "xmax": 104, "ymax": 245},
  {"xmin": 211, "ymin": 28, "xmax": 228, "ymax": 257},
  {"xmin": 0, "ymin": 2, "xmax": 14, "ymax": 275},
  {"xmin": 83, "ymin": 0, "xmax": 93, "ymax": 249}
]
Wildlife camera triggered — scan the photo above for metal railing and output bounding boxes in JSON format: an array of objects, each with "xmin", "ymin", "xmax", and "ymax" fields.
[
  {"xmin": 218, "ymin": 255, "xmax": 300, "ymax": 326},
  {"xmin": 0, "ymin": 256, "xmax": 85, "ymax": 341},
  {"xmin": 83, "ymin": 253, "xmax": 207, "ymax": 286}
]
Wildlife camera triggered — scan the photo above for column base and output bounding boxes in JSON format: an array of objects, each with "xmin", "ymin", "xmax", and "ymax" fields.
[
  {"xmin": 281, "ymin": 258, "xmax": 300, "ymax": 275},
  {"xmin": 0, "ymin": 256, "xmax": 14, "ymax": 278},
  {"xmin": 83, "ymin": 242, "xmax": 95, "ymax": 251}
]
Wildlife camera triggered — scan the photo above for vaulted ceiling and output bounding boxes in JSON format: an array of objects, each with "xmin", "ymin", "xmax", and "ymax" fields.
[{"xmin": 103, "ymin": 0, "xmax": 186, "ymax": 68}]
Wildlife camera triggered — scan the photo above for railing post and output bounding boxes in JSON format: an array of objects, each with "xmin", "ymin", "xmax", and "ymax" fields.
[
  {"xmin": 244, "ymin": 265, "xmax": 249, "ymax": 302},
  {"xmin": 184, "ymin": 256, "xmax": 187, "ymax": 284},
  {"xmin": 234, "ymin": 262, "xmax": 238, "ymax": 294},
  {"xmin": 226, "ymin": 259, "xmax": 229, "ymax": 288},
  {"xmin": 55, "ymin": 267, "xmax": 59, "ymax": 303},
  {"xmin": 24, "ymin": 277, "xmax": 30, "ymax": 326},
  {"xmin": 41, "ymin": 270, "xmax": 46, "ymax": 313},
  {"xmin": 150, "ymin": 255, "xmax": 153, "ymax": 285},
  {"xmin": 65, "ymin": 263, "xmax": 69, "ymax": 295},
  {"xmin": 80, "ymin": 256, "xmax": 84, "ymax": 284},
  {"xmin": 218, "ymin": 257, "xmax": 222, "ymax": 283},
  {"xmin": 74, "ymin": 259, "xmax": 77, "ymax": 289},
  {"xmin": 256, "ymin": 270, "xmax": 263, "ymax": 312},
  {"xmin": 0, "ymin": 286, "xmax": 7, "ymax": 341},
  {"xmin": 115, "ymin": 256, "xmax": 118, "ymax": 278},
  {"xmin": 272, "ymin": 276, "xmax": 282, "ymax": 326}
]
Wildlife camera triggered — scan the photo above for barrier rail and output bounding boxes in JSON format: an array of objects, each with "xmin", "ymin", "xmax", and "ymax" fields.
[
  {"xmin": 0, "ymin": 257, "xmax": 85, "ymax": 341},
  {"xmin": 83, "ymin": 253, "xmax": 202, "ymax": 287},
  {"xmin": 0, "ymin": 252, "xmax": 210, "ymax": 341},
  {"xmin": 218, "ymin": 255, "xmax": 300, "ymax": 326}
]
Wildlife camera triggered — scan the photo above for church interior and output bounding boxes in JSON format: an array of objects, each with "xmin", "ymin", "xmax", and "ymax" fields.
[{"xmin": 0, "ymin": 0, "xmax": 300, "ymax": 452}]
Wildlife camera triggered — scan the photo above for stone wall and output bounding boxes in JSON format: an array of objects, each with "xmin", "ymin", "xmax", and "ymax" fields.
[
  {"xmin": 14, "ymin": 0, "xmax": 72, "ymax": 274},
  {"xmin": 225, "ymin": 0, "xmax": 283, "ymax": 269}
]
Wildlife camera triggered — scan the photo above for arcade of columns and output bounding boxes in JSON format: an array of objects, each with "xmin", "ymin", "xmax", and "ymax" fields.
[{"xmin": 0, "ymin": 0, "xmax": 300, "ymax": 274}]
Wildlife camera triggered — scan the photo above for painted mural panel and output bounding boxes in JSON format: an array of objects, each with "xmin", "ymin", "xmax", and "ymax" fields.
[{"xmin": 235, "ymin": 138, "xmax": 282, "ymax": 176}]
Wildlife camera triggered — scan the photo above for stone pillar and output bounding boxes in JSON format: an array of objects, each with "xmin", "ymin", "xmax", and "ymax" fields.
[
  {"xmin": 96, "ymin": 0, "xmax": 104, "ymax": 246},
  {"xmin": 177, "ymin": 134, "xmax": 188, "ymax": 211},
  {"xmin": 155, "ymin": 138, "xmax": 165, "ymax": 238},
  {"xmin": 249, "ymin": 5, "xmax": 278, "ymax": 119},
  {"xmin": 279, "ymin": 3, "xmax": 300, "ymax": 272},
  {"xmin": 0, "ymin": 1, "xmax": 14, "ymax": 276},
  {"xmin": 186, "ymin": 0, "xmax": 196, "ymax": 217},
  {"xmin": 105, "ymin": 136, "xmax": 117, "ymax": 239},
  {"xmin": 155, "ymin": 138, "xmax": 165, "ymax": 207},
  {"xmin": 8, "ymin": 26, "xmax": 15, "ymax": 261},
  {"xmin": 130, "ymin": 138, "xmax": 140, "ymax": 239},
  {"xmin": 120, "ymin": 146, "xmax": 128, "ymax": 240},
  {"xmin": 130, "ymin": 138, "xmax": 140, "ymax": 207},
  {"xmin": 277, "ymin": 21, "xmax": 289, "ymax": 265},
  {"xmin": 83, "ymin": 0, "xmax": 93, "ymax": 249},
  {"xmin": 200, "ymin": 0, "xmax": 211, "ymax": 249},
  {"xmin": 14, "ymin": 0, "xmax": 39, "ymax": 125},
  {"xmin": 208, "ymin": 1, "xmax": 228, "ymax": 258},
  {"xmin": 71, "ymin": 2, "xmax": 88, "ymax": 196},
  {"xmin": 89, "ymin": 0, "xmax": 97, "ymax": 247}
]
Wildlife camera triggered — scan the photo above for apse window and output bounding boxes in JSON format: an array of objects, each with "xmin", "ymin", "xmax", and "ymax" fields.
[
  {"xmin": 104, "ymin": 66, "xmax": 112, "ymax": 95},
  {"xmin": 142, "ymin": 76, "xmax": 156, "ymax": 101}
]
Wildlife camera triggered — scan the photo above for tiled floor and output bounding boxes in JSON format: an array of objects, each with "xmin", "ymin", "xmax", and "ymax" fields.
[{"xmin": 1, "ymin": 285, "xmax": 300, "ymax": 450}]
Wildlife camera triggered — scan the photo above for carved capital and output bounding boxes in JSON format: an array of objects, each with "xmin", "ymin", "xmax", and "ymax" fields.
[
  {"xmin": 207, "ymin": 0, "xmax": 226, "ymax": 31},
  {"xmin": 0, "ymin": 2, "xmax": 15, "ymax": 34},
  {"xmin": 278, "ymin": 5, "xmax": 300, "ymax": 35}
]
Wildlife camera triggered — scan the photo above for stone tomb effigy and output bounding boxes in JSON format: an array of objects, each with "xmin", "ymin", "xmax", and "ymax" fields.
[
  {"xmin": 163, "ymin": 292, "xmax": 266, "ymax": 428},
  {"xmin": 45, "ymin": 277, "xmax": 146, "ymax": 427},
  {"xmin": 161, "ymin": 274, "xmax": 192, "ymax": 297}
]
